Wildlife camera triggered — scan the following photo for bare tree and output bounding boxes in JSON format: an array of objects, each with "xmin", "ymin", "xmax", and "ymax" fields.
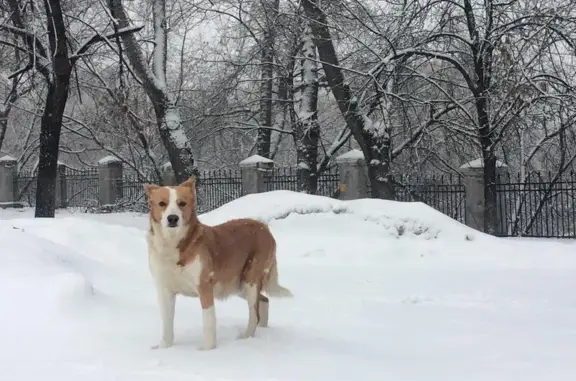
[
  {"xmin": 108, "ymin": 0, "xmax": 197, "ymax": 182},
  {"xmin": 1, "ymin": 0, "xmax": 141, "ymax": 217}
]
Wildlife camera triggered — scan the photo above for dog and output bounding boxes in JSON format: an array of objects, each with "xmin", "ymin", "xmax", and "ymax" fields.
[{"xmin": 143, "ymin": 176, "xmax": 292, "ymax": 350}]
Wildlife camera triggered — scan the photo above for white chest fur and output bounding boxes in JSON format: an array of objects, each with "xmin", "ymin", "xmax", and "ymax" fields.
[{"xmin": 147, "ymin": 233, "xmax": 203, "ymax": 297}]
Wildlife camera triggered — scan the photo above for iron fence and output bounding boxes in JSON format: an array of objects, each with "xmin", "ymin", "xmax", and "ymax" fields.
[
  {"xmin": 264, "ymin": 166, "xmax": 340, "ymax": 198},
  {"xmin": 497, "ymin": 172, "xmax": 576, "ymax": 238},
  {"xmin": 393, "ymin": 174, "xmax": 466, "ymax": 223},
  {"xmin": 65, "ymin": 168, "xmax": 99, "ymax": 208},
  {"xmin": 13, "ymin": 165, "xmax": 576, "ymax": 238},
  {"xmin": 196, "ymin": 169, "xmax": 243, "ymax": 214}
]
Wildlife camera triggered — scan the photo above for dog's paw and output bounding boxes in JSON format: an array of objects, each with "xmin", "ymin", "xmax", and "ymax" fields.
[
  {"xmin": 151, "ymin": 340, "xmax": 173, "ymax": 350},
  {"xmin": 197, "ymin": 342, "xmax": 216, "ymax": 351},
  {"xmin": 236, "ymin": 331, "xmax": 255, "ymax": 340}
]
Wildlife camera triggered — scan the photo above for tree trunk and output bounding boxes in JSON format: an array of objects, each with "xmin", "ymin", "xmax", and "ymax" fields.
[
  {"xmin": 256, "ymin": 0, "xmax": 279, "ymax": 158},
  {"xmin": 295, "ymin": 24, "xmax": 320, "ymax": 194},
  {"xmin": 108, "ymin": 0, "xmax": 196, "ymax": 182},
  {"xmin": 35, "ymin": 0, "xmax": 72, "ymax": 218},
  {"xmin": 301, "ymin": 0, "xmax": 394, "ymax": 198},
  {"xmin": 0, "ymin": 106, "xmax": 9, "ymax": 153},
  {"xmin": 476, "ymin": 95, "xmax": 498, "ymax": 234}
]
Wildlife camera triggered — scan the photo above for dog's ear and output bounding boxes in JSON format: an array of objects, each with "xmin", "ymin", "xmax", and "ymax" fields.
[
  {"xmin": 143, "ymin": 183, "xmax": 160, "ymax": 195},
  {"xmin": 180, "ymin": 176, "xmax": 196, "ymax": 188}
]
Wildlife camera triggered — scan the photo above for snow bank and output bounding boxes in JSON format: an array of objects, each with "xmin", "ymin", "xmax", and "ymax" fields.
[{"xmin": 201, "ymin": 190, "xmax": 484, "ymax": 242}]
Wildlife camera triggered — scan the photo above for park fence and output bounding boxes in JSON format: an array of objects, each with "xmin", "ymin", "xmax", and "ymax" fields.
[{"xmin": 2, "ymin": 153, "xmax": 575, "ymax": 238}]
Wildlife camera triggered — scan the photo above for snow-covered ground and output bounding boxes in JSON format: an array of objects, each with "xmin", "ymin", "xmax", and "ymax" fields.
[{"xmin": 1, "ymin": 191, "xmax": 576, "ymax": 381}]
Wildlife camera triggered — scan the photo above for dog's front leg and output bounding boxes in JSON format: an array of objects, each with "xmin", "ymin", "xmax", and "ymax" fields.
[
  {"xmin": 152, "ymin": 286, "xmax": 176, "ymax": 349},
  {"xmin": 198, "ymin": 282, "xmax": 216, "ymax": 350}
]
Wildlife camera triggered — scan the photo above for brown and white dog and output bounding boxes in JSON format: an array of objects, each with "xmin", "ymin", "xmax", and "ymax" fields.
[{"xmin": 143, "ymin": 177, "xmax": 292, "ymax": 350}]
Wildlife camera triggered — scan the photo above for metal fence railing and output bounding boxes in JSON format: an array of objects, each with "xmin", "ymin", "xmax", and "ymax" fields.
[
  {"xmin": 264, "ymin": 166, "xmax": 340, "ymax": 198},
  {"xmin": 394, "ymin": 174, "xmax": 466, "ymax": 223},
  {"xmin": 14, "ymin": 166, "xmax": 576, "ymax": 238},
  {"xmin": 497, "ymin": 172, "xmax": 576, "ymax": 238}
]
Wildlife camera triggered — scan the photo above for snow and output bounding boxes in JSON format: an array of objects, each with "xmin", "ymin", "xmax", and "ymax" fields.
[
  {"xmin": 363, "ymin": 117, "xmax": 389, "ymax": 138},
  {"xmin": 162, "ymin": 161, "xmax": 172, "ymax": 170},
  {"xmin": 336, "ymin": 148, "xmax": 364, "ymax": 163},
  {"xmin": 297, "ymin": 162, "xmax": 310, "ymax": 170},
  {"xmin": 460, "ymin": 158, "xmax": 508, "ymax": 169},
  {"xmin": 165, "ymin": 107, "xmax": 189, "ymax": 151},
  {"xmin": 0, "ymin": 154, "xmax": 16, "ymax": 162},
  {"xmin": 98, "ymin": 155, "xmax": 122, "ymax": 165},
  {"xmin": 239, "ymin": 154, "xmax": 274, "ymax": 167},
  {"xmin": 1, "ymin": 191, "xmax": 576, "ymax": 380}
]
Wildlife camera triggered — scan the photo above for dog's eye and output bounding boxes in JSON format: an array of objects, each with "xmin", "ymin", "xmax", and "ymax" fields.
[
  {"xmin": 159, "ymin": 201, "xmax": 167, "ymax": 207},
  {"xmin": 178, "ymin": 201, "xmax": 187, "ymax": 207}
]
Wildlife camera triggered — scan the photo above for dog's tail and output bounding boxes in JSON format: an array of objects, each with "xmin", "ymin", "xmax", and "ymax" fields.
[{"xmin": 263, "ymin": 259, "xmax": 293, "ymax": 298}]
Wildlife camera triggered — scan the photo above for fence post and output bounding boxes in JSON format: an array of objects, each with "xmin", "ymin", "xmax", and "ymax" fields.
[
  {"xmin": 55, "ymin": 161, "xmax": 67, "ymax": 208},
  {"xmin": 0, "ymin": 155, "xmax": 20, "ymax": 208},
  {"xmin": 98, "ymin": 156, "xmax": 123, "ymax": 205},
  {"xmin": 239, "ymin": 155, "xmax": 274, "ymax": 195},
  {"xmin": 460, "ymin": 158, "xmax": 508, "ymax": 234},
  {"xmin": 335, "ymin": 149, "xmax": 369, "ymax": 200},
  {"xmin": 162, "ymin": 162, "xmax": 177, "ymax": 186}
]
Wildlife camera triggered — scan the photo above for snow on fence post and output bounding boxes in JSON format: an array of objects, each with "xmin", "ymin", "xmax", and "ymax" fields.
[
  {"xmin": 460, "ymin": 158, "xmax": 508, "ymax": 235},
  {"xmin": 56, "ymin": 161, "xmax": 67, "ymax": 209},
  {"xmin": 239, "ymin": 155, "xmax": 274, "ymax": 195},
  {"xmin": 0, "ymin": 155, "xmax": 21, "ymax": 208},
  {"xmin": 162, "ymin": 162, "xmax": 177, "ymax": 186},
  {"xmin": 98, "ymin": 156, "xmax": 123, "ymax": 206},
  {"xmin": 335, "ymin": 149, "xmax": 369, "ymax": 200}
]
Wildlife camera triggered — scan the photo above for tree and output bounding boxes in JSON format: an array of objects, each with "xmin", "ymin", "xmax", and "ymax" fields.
[
  {"xmin": 294, "ymin": 23, "xmax": 320, "ymax": 193},
  {"xmin": 107, "ymin": 0, "xmax": 197, "ymax": 183},
  {"xmin": 0, "ymin": 0, "xmax": 142, "ymax": 217}
]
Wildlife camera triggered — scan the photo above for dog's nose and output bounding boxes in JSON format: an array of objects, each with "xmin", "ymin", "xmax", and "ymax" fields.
[{"xmin": 167, "ymin": 214, "xmax": 179, "ymax": 226}]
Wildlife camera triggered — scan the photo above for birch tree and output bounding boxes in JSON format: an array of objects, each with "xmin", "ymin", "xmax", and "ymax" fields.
[
  {"xmin": 294, "ymin": 23, "xmax": 320, "ymax": 193},
  {"xmin": 107, "ymin": 0, "xmax": 197, "ymax": 182}
]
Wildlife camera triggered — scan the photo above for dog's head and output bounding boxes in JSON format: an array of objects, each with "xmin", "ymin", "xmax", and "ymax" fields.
[{"xmin": 143, "ymin": 177, "xmax": 197, "ymax": 236}]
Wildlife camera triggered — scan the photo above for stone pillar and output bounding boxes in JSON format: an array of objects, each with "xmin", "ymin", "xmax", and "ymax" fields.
[
  {"xmin": 335, "ymin": 149, "xmax": 369, "ymax": 200},
  {"xmin": 460, "ymin": 158, "xmax": 508, "ymax": 234},
  {"xmin": 98, "ymin": 156, "xmax": 123, "ymax": 205},
  {"xmin": 0, "ymin": 155, "xmax": 18, "ymax": 206},
  {"xmin": 239, "ymin": 155, "xmax": 274, "ymax": 195},
  {"xmin": 55, "ymin": 161, "xmax": 67, "ymax": 208},
  {"xmin": 162, "ymin": 162, "xmax": 176, "ymax": 186}
]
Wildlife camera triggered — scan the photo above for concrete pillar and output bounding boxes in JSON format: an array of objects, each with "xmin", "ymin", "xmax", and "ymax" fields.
[
  {"xmin": 335, "ymin": 149, "xmax": 369, "ymax": 200},
  {"xmin": 98, "ymin": 156, "xmax": 123, "ymax": 205},
  {"xmin": 0, "ymin": 155, "xmax": 18, "ymax": 206},
  {"xmin": 239, "ymin": 155, "xmax": 274, "ymax": 195},
  {"xmin": 162, "ymin": 162, "xmax": 176, "ymax": 186},
  {"xmin": 460, "ymin": 158, "xmax": 508, "ymax": 234}
]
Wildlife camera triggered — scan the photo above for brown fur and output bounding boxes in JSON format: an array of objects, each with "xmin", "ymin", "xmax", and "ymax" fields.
[{"xmin": 143, "ymin": 176, "xmax": 291, "ymax": 348}]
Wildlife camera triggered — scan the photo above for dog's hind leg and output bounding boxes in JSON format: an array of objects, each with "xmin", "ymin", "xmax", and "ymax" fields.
[
  {"xmin": 237, "ymin": 291, "xmax": 269, "ymax": 328},
  {"xmin": 258, "ymin": 293, "xmax": 269, "ymax": 327},
  {"xmin": 237, "ymin": 282, "xmax": 260, "ymax": 339}
]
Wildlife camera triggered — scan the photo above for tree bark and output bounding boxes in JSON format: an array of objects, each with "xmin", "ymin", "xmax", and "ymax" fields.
[
  {"xmin": 34, "ymin": 0, "xmax": 72, "ymax": 218},
  {"xmin": 256, "ymin": 0, "xmax": 279, "ymax": 158},
  {"xmin": 0, "ymin": 106, "xmax": 9, "ymax": 153},
  {"xmin": 295, "ymin": 24, "xmax": 320, "ymax": 194}
]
